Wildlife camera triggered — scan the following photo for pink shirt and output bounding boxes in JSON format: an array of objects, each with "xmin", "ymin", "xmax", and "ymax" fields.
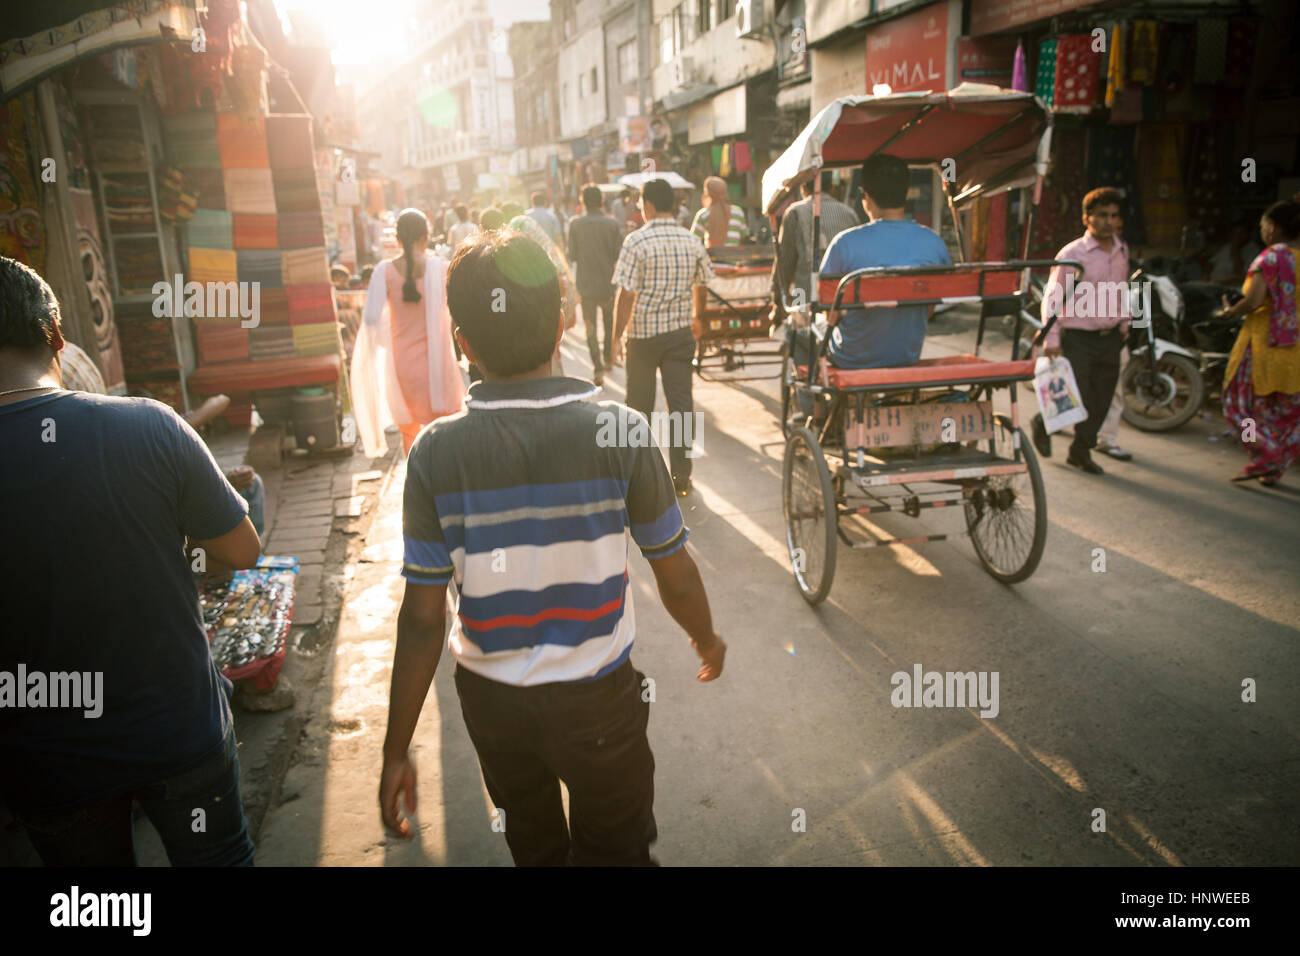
[{"xmin": 1041, "ymin": 232, "xmax": 1131, "ymax": 348}]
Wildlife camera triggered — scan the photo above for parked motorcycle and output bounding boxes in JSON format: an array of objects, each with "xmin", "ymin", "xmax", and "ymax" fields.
[{"xmin": 1120, "ymin": 266, "xmax": 1242, "ymax": 431}]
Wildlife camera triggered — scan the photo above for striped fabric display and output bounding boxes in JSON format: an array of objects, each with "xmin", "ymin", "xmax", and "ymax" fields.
[
  {"xmin": 216, "ymin": 113, "xmax": 270, "ymax": 169},
  {"xmin": 249, "ymin": 325, "xmax": 296, "ymax": 361},
  {"xmin": 232, "ymin": 213, "xmax": 279, "ymax": 249},
  {"xmin": 223, "ymin": 169, "xmax": 276, "ymax": 214},
  {"xmin": 277, "ymin": 211, "xmax": 325, "ymax": 248},
  {"xmin": 237, "ymin": 249, "xmax": 283, "ymax": 288},
  {"xmin": 286, "ymin": 282, "xmax": 336, "ymax": 326},
  {"xmin": 257, "ymin": 287, "xmax": 291, "ymax": 326},
  {"xmin": 272, "ymin": 166, "xmax": 320, "ymax": 213},
  {"xmin": 281, "ymin": 247, "xmax": 330, "ymax": 286},
  {"xmin": 266, "ymin": 115, "xmax": 315, "ymax": 169},
  {"xmin": 185, "ymin": 209, "xmax": 233, "ymax": 249},
  {"xmin": 184, "ymin": 168, "xmax": 226, "ymax": 209},
  {"xmin": 164, "ymin": 111, "xmax": 220, "ymax": 169},
  {"xmin": 188, "ymin": 247, "xmax": 238, "ymax": 284},
  {"xmin": 291, "ymin": 322, "xmax": 340, "ymax": 356},
  {"xmin": 195, "ymin": 324, "xmax": 250, "ymax": 363}
]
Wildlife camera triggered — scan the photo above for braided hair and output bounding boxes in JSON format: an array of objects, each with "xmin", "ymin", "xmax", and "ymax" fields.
[{"xmin": 396, "ymin": 208, "xmax": 429, "ymax": 303}]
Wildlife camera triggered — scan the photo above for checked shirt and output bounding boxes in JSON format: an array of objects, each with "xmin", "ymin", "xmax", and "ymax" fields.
[{"xmin": 612, "ymin": 218, "xmax": 715, "ymax": 339}]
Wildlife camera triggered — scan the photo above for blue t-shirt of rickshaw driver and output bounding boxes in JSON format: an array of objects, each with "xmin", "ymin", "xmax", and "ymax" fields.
[{"xmin": 818, "ymin": 219, "xmax": 952, "ymax": 369}]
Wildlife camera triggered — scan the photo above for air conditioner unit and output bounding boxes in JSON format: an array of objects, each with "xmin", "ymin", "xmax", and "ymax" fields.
[
  {"xmin": 736, "ymin": 0, "xmax": 765, "ymax": 39},
  {"xmin": 672, "ymin": 56, "xmax": 695, "ymax": 88}
]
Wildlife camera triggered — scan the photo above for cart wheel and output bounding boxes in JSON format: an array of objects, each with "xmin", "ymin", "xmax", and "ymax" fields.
[
  {"xmin": 783, "ymin": 425, "xmax": 838, "ymax": 605},
  {"xmin": 964, "ymin": 413, "xmax": 1046, "ymax": 584}
]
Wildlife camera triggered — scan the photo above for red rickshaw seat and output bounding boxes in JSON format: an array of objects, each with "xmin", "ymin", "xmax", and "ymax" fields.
[{"xmin": 796, "ymin": 353, "xmax": 1034, "ymax": 389}]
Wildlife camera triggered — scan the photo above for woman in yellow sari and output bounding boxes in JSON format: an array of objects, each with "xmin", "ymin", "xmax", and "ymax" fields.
[{"xmin": 1220, "ymin": 200, "xmax": 1300, "ymax": 485}]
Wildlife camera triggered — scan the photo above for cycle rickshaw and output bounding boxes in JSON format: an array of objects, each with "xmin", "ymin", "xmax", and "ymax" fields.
[
  {"xmin": 691, "ymin": 244, "xmax": 785, "ymax": 381},
  {"xmin": 762, "ymin": 84, "xmax": 1075, "ymax": 604}
]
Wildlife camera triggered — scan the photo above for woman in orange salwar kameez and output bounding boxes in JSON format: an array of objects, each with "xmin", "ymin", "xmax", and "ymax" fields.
[{"xmin": 351, "ymin": 209, "xmax": 465, "ymax": 456}]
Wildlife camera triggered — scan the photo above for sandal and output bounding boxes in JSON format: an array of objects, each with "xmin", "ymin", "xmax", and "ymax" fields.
[
  {"xmin": 1230, "ymin": 466, "xmax": 1276, "ymax": 483},
  {"xmin": 1258, "ymin": 472, "xmax": 1282, "ymax": 487}
]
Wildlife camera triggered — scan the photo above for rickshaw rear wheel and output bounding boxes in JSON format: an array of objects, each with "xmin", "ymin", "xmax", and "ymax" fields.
[
  {"xmin": 964, "ymin": 413, "xmax": 1047, "ymax": 584},
  {"xmin": 783, "ymin": 426, "xmax": 838, "ymax": 605}
]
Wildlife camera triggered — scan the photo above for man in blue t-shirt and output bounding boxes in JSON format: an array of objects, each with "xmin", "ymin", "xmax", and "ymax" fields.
[
  {"xmin": 0, "ymin": 256, "xmax": 262, "ymax": 866},
  {"xmin": 819, "ymin": 153, "xmax": 952, "ymax": 368},
  {"xmin": 786, "ymin": 154, "xmax": 950, "ymax": 416}
]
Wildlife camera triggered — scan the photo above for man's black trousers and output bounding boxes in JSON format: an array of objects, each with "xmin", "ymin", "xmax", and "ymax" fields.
[
  {"xmin": 1060, "ymin": 327, "xmax": 1124, "ymax": 457},
  {"xmin": 453, "ymin": 659, "xmax": 657, "ymax": 866},
  {"xmin": 626, "ymin": 326, "xmax": 696, "ymax": 487}
]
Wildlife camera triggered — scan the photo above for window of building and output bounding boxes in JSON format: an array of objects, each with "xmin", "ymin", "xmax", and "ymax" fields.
[
  {"xmin": 659, "ymin": 17, "xmax": 674, "ymax": 64},
  {"xmin": 676, "ymin": 3, "xmax": 694, "ymax": 47},
  {"xmin": 578, "ymin": 72, "xmax": 585, "ymax": 97},
  {"xmin": 591, "ymin": 66, "xmax": 598, "ymax": 94},
  {"xmin": 718, "ymin": 0, "xmax": 734, "ymax": 20},
  {"xmin": 618, "ymin": 39, "xmax": 637, "ymax": 83},
  {"xmin": 697, "ymin": 0, "xmax": 713, "ymax": 34}
]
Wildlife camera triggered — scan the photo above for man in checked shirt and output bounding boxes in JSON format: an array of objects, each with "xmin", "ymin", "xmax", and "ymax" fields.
[{"xmin": 611, "ymin": 177, "xmax": 715, "ymax": 497}]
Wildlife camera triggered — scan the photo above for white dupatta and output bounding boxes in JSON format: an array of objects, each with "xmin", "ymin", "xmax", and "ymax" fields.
[{"xmin": 350, "ymin": 254, "xmax": 466, "ymax": 458}]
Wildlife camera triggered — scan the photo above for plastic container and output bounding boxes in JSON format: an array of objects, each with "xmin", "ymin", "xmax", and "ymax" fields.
[{"xmin": 290, "ymin": 390, "xmax": 339, "ymax": 450}]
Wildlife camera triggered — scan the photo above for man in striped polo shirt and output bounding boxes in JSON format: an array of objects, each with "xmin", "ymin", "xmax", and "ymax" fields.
[{"xmin": 380, "ymin": 231, "xmax": 725, "ymax": 866}]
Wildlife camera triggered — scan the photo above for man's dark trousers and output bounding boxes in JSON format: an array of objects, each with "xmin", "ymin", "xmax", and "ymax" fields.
[
  {"xmin": 582, "ymin": 297, "xmax": 614, "ymax": 369},
  {"xmin": 626, "ymin": 325, "xmax": 696, "ymax": 487},
  {"xmin": 1061, "ymin": 327, "xmax": 1124, "ymax": 458},
  {"xmin": 453, "ymin": 659, "xmax": 657, "ymax": 866}
]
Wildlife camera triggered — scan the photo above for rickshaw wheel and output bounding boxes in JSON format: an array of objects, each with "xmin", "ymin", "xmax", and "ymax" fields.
[
  {"xmin": 964, "ymin": 413, "xmax": 1047, "ymax": 584},
  {"xmin": 783, "ymin": 426, "xmax": 838, "ymax": 605}
]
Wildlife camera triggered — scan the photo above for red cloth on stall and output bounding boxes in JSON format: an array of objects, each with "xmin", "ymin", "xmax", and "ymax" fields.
[{"xmin": 1053, "ymin": 34, "xmax": 1102, "ymax": 110}]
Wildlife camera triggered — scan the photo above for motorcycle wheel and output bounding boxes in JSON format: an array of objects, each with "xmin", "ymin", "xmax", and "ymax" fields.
[{"xmin": 1120, "ymin": 351, "xmax": 1205, "ymax": 432}]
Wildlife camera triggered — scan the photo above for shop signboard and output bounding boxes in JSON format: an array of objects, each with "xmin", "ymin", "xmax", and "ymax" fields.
[
  {"xmin": 970, "ymin": 0, "xmax": 1100, "ymax": 37},
  {"xmin": 866, "ymin": 2, "xmax": 948, "ymax": 94},
  {"xmin": 712, "ymin": 86, "xmax": 746, "ymax": 138},
  {"xmin": 956, "ymin": 36, "xmax": 1018, "ymax": 84},
  {"xmin": 688, "ymin": 102, "xmax": 713, "ymax": 145}
]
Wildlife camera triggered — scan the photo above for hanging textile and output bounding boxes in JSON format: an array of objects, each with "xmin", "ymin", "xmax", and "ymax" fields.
[
  {"xmin": 1128, "ymin": 21, "xmax": 1158, "ymax": 85},
  {"xmin": 1105, "ymin": 23, "xmax": 1124, "ymax": 108},
  {"xmin": 1185, "ymin": 125, "xmax": 1226, "ymax": 236},
  {"xmin": 710, "ymin": 144, "xmax": 723, "ymax": 172},
  {"xmin": 1012, "ymin": 41, "xmax": 1028, "ymax": 93},
  {"xmin": 1087, "ymin": 125, "xmax": 1146, "ymax": 246},
  {"xmin": 1161, "ymin": 25, "xmax": 1193, "ymax": 93},
  {"xmin": 1053, "ymin": 34, "xmax": 1101, "ymax": 111},
  {"xmin": 1139, "ymin": 125, "xmax": 1185, "ymax": 248},
  {"xmin": 733, "ymin": 141, "xmax": 752, "ymax": 173},
  {"xmin": 719, "ymin": 143, "xmax": 731, "ymax": 177},
  {"xmin": 1108, "ymin": 87, "xmax": 1143, "ymax": 125},
  {"xmin": 1194, "ymin": 20, "xmax": 1228, "ymax": 86},
  {"xmin": 968, "ymin": 198, "xmax": 989, "ymax": 261},
  {"xmin": 1031, "ymin": 126, "xmax": 1086, "ymax": 259},
  {"xmin": 1035, "ymin": 39, "xmax": 1058, "ymax": 106}
]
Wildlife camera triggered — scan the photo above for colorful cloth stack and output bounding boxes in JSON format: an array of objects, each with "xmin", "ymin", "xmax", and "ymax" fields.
[
  {"xmin": 237, "ymin": 250, "xmax": 284, "ymax": 288},
  {"xmin": 256, "ymin": 287, "xmax": 291, "ymax": 326},
  {"xmin": 272, "ymin": 167, "xmax": 320, "ymax": 213},
  {"xmin": 249, "ymin": 325, "xmax": 296, "ymax": 361},
  {"xmin": 186, "ymin": 209, "xmax": 233, "ymax": 249},
  {"xmin": 189, "ymin": 247, "xmax": 238, "ymax": 285},
  {"xmin": 164, "ymin": 111, "xmax": 220, "ymax": 168},
  {"xmin": 117, "ymin": 314, "xmax": 179, "ymax": 375},
  {"xmin": 186, "ymin": 168, "xmax": 226, "ymax": 210},
  {"xmin": 291, "ymin": 322, "xmax": 339, "ymax": 357},
  {"xmin": 216, "ymin": 113, "xmax": 270, "ymax": 168},
  {"xmin": 196, "ymin": 324, "xmax": 250, "ymax": 363},
  {"xmin": 281, "ymin": 247, "xmax": 330, "ymax": 286},
  {"xmin": 223, "ymin": 169, "xmax": 276, "ymax": 214},
  {"xmin": 266, "ymin": 115, "xmax": 315, "ymax": 169},
  {"xmin": 277, "ymin": 211, "xmax": 325, "ymax": 249},
  {"xmin": 233, "ymin": 213, "xmax": 279, "ymax": 249},
  {"xmin": 286, "ymin": 283, "xmax": 336, "ymax": 326}
]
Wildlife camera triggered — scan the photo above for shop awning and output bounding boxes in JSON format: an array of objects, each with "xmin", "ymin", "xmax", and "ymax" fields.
[
  {"xmin": 0, "ymin": 1, "xmax": 199, "ymax": 98},
  {"xmin": 762, "ymin": 83, "xmax": 1048, "ymax": 216}
]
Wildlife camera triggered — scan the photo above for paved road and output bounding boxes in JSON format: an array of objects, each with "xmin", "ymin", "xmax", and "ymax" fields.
[{"xmin": 257, "ymin": 309, "xmax": 1300, "ymax": 866}]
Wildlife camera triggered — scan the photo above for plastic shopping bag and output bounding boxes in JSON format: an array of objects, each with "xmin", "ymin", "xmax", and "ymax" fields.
[{"xmin": 1033, "ymin": 356, "xmax": 1089, "ymax": 433}]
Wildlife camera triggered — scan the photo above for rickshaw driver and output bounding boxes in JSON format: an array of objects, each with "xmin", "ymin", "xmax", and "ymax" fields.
[{"xmin": 785, "ymin": 153, "xmax": 950, "ymax": 419}]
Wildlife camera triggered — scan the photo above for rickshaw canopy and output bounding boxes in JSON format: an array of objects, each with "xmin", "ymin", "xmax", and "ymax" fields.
[{"xmin": 762, "ymin": 83, "xmax": 1050, "ymax": 217}]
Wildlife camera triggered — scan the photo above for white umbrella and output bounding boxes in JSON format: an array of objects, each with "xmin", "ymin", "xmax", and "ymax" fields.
[{"xmin": 617, "ymin": 171, "xmax": 695, "ymax": 190}]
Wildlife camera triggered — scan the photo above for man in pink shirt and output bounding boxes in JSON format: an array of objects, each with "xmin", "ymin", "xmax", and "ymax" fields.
[{"xmin": 1033, "ymin": 188, "xmax": 1132, "ymax": 474}]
